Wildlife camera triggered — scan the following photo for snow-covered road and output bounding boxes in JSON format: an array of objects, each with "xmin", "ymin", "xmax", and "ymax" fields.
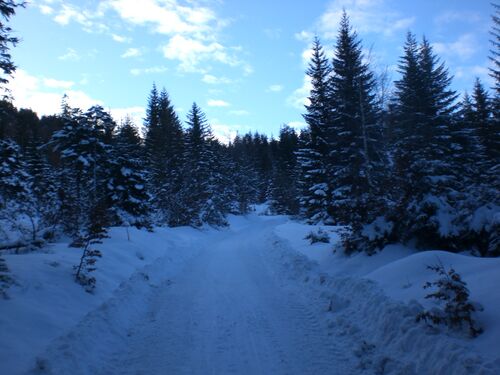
[
  {"xmin": 9, "ymin": 213, "xmax": 499, "ymax": 375},
  {"xmin": 96, "ymin": 218, "xmax": 350, "ymax": 375}
]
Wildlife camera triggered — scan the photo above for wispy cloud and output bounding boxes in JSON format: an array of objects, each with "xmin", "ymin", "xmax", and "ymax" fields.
[
  {"xmin": 207, "ymin": 99, "xmax": 230, "ymax": 107},
  {"xmin": 434, "ymin": 10, "xmax": 481, "ymax": 26},
  {"xmin": 43, "ymin": 78, "xmax": 75, "ymax": 89},
  {"xmin": 433, "ymin": 34, "xmax": 478, "ymax": 61},
  {"xmin": 454, "ymin": 64, "xmax": 494, "ymax": 87},
  {"xmin": 229, "ymin": 109, "xmax": 250, "ymax": 116},
  {"xmin": 267, "ymin": 84, "xmax": 283, "ymax": 92},
  {"xmin": 130, "ymin": 66, "xmax": 168, "ymax": 75},
  {"xmin": 58, "ymin": 48, "xmax": 80, "ymax": 61},
  {"xmin": 112, "ymin": 33, "xmax": 131, "ymax": 43},
  {"xmin": 202, "ymin": 74, "xmax": 233, "ymax": 85},
  {"xmin": 121, "ymin": 47, "xmax": 142, "ymax": 58},
  {"xmin": 300, "ymin": 0, "xmax": 415, "ymax": 41},
  {"xmin": 43, "ymin": 0, "xmax": 251, "ymax": 75},
  {"xmin": 287, "ymin": 75, "xmax": 312, "ymax": 110}
]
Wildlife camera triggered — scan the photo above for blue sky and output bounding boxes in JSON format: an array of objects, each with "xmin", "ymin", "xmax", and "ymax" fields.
[{"xmin": 8, "ymin": 0, "xmax": 495, "ymax": 141}]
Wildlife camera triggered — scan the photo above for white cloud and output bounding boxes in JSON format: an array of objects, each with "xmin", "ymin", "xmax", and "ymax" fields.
[
  {"xmin": 229, "ymin": 110, "xmax": 250, "ymax": 116},
  {"xmin": 267, "ymin": 84, "xmax": 283, "ymax": 92},
  {"xmin": 207, "ymin": 99, "xmax": 230, "ymax": 107},
  {"xmin": 287, "ymin": 121, "xmax": 307, "ymax": 130},
  {"xmin": 454, "ymin": 65, "xmax": 494, "ymax": 87},
  {"xmin": 433, "ymin": 34, "xmax": 478, "ymax": 61},
  {"xmin": 53, "ymin": 3, "xmax": 109, "ymax": 33},
  {"xmin": 209, "ymin": 119, "xmax": 243, "ymax": 144},
  {"xmin": 38, "ymin": 5, "xmax": 54, "ymax": 15},
  {"xmin": 110, "ymin": 106, "xmax": 146, "ymax": 133},
  {"xmin": 43, "ymin": 78, "xmax": 75, "ymax": 89},
  {"xmin": 301, "ymin": 0, "xmax": 415, "ymax": 41},
  {"xmin": 58, "ymin": 48, "xmax": 80, "ymax": 61},
  {"xmin": 301, "ymin": 44, "xmax": 335, "ymax": 67},
  {"xmin": 112, "ymin": 33, "xmax": 131, "ymax": 43},
  {"xmin": 130, "ymin": 66, "xmax": 168, "ymax": 75},
  {"xmin": 121, "ymin": 47, "xmax": 142, "ymax": 58},
  {"xmin": 45, "ymin": 0, "xmax": 250, "ymax": 75},
  {"xmin": 287, "ymin": 75, "xmax": 312, "ymax": 110},
  {"xmin": 8, "ymin": 70, "xmax": 102, "ymax": 116},
  {"xmin": 295, "ymin": 30, "xmax": 314, "ymax": 42},
  {"xmin": 202, "ymin": 74, "xmax": 233, "ymax": 85},
  {"xmin": 162, "ymin": 34, "xmax": 246, "ymax": 73},
  {"xmin": 106, "ymin": 0, "xmax": 219, "ymax": 36},
  {"xmin": 435, "ymin": 11, "xmax": 481, "ymax": 26}
]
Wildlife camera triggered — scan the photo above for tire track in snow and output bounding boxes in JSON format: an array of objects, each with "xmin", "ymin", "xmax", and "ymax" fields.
[{"xmin": 35, "ymin": 218, "xmax": 355, "ymax": 375}]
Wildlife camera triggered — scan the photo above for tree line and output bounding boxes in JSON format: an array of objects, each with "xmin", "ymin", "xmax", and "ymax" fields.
[{"xmin": 0, "ymin": 6, "xmax": 498, "ymax": 259}]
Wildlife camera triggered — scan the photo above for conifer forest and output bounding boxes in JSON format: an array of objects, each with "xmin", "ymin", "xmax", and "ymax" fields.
[{"xmin": 1, "ymin": 1, "xmax": 499, "ymax": 375}]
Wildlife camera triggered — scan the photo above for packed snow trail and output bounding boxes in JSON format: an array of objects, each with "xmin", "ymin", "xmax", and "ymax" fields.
[{"xmin": 95, "ymin": 217, "xmax": 350, "ymax": 375}]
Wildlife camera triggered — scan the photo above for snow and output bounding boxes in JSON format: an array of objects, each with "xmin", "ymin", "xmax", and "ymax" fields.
[{"xmin": 1, "ymin": 211, "xmax": 499, "ymax": 374}]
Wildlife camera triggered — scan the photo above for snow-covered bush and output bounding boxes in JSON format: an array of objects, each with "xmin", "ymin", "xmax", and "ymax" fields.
[
  {"xmin": 73, "ymin": 204, "xmax": 108, "ymax": 293},
  {"xmin": 0, "ymin": 256, "xmax": 14, "ymax": 299},
  {"xmin": 341, "ymin": 217, "xmax": 395, "ymax": 255},
  {"xmin": 304, "ymin": 227, "xmax": 330, "ymax": 244},
  {"xmin": 416, "ymin": 263, "xmax": 483, "ymax": 337}
]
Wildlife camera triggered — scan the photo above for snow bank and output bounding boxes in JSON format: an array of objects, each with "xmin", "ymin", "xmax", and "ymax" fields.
[
  {"xmin": 0, "ymin": 225, "xmax": 210, "ymax": 375},
  {"xmin": 272, "ymin": 220, "xmax": 500, "ymax": 374}
]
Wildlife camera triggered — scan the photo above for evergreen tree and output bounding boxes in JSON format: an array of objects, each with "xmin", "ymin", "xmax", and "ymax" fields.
[
  {"xmin": 108, "ymin": 117, "xmax": 150, "ymax": 229},
  {"xmin": 48, "ymin": 104, "xmax": 109, "ymax": 237},
  {"xmin": 0, "ymin": 138, "xmax": 29, "ymax": 208},
  {"xmin": 143, "ymin": 85, "xmax": 185, "ymax": 225},
  {"xmin": 0, "ymin": 0, "xmax": 24, "ymax": 95},
  {"xmin": 389, "ymin": 33, "xmax": 459, "ymax": 249},
  {"xmin": 489, "ymin": 3, "xmax": 500, "ymax": 112},
  {"xmin": 328, "ymin": 12, "xmax": 384, "ymax": 227},
  {"xmin": 298, "ymin": 37, "xmax": 332, "ymax": 223},
  {"xmin": 228, "ymin": 134, "xmax": 259, "ymax": 214},
  {"xmin": 182, "ymin": 103, "xmax": 226, "ymax": 226},
  {"xmin": 270, "ymin": 125, "xmax": 299, "ymax": 215},
  {"xmin": 471, "ymin": 79, "xmax": 498, "ymax": 171}
]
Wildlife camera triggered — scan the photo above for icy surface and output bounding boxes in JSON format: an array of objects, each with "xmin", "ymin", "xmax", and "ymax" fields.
[{"xmin": 1, "ymin": 212, "xmax": 499, "ymax": 374}]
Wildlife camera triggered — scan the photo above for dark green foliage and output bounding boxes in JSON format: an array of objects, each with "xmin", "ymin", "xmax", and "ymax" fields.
[
  {"xmin": 182, "ymin": 102, "xmax": 227, "ymax": 227},
  {"xmin": 108, "ymin": 117, "xmax": 151, "ymax": 229},
  {"xmin": 0, "ymin": 0, "xmax": 24, "ymax": 95},
  {"xmin": 417, "ymin": 263, "xmax": 483, "ymax": 337},
  {"xmin": 385, "ymin": 33, "xmax": 460, "ymax": 249},
  {"xmin": 490, "ymin": 3, "xmax": 500, "ymax": 110},
  {"xmin": 298, "ymin": 38, "xmax": 332, "ymax": 223},
  {"xmin": 328, "ymin": 12, "xmax": 385, "ymax": 226},
  {"xmin": 0, "ymin": 138, "xmax": 30, "ymax": 207},
  {"xmin": 144, "ymin": 85, "xmax": 185, "ymax": 225},
  {"xmin": 269, "ymin": 125, "xmax": 299, "ymax": 215}
]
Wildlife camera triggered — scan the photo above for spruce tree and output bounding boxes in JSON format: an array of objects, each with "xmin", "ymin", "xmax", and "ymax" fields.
[
  {"xmin": 0, "ymin": 0, "xmax": 24, "ymax": 95},
  {"xmin": 108, "ymin": 117, "xmax": 150, "ymax": 229},
  {"xmin": 489, "ymin": 3, "xmax": 500, "ymax": 112},
  {"xmin": 390, "ymin": 33, "xmax": 459, "ymax": 249},
  {"xmin": 298, "ymin": 37, "xmax": 333, "ymax": 223},
  {"xmin": 328, "ymin": 12, "xmax": 384, "ymax": 227},
  {"xmin": 270, "ymin": 125, "xmax": 299, "ymax": 215},
  {"xmin": 182, "ymin": 103, "xmax": 226, "ymax": 226}
]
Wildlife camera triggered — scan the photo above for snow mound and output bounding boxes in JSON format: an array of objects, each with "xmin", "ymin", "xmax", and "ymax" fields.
[
  {"xmin": 272, "ymin": 222, "xmax": 500, "ymax": 374},
  {"xmin": 0, "ymin": 225, "xmax": 207, "ymax": 375}
]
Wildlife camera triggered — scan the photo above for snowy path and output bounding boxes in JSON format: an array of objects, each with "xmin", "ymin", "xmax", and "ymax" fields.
[{"xmin": 94, "ymin": 218, "xmax": 350, "ymax": 375}]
